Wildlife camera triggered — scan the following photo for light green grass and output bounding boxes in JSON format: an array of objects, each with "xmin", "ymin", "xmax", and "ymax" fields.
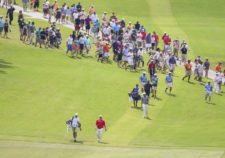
[
  {"xmin": 0, "ymin": 0, "xmax": 225, "ymax": 157},
  {"xmin": 0, "ymin": 141, "xmax": 224, "ymax": 158}
]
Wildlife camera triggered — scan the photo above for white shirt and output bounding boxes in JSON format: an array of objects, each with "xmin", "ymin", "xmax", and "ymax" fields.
[
  {"xmin": 73, "ymin": 12, "xmax": 79, "ymax": 20},
  {"xmin": 67, "ymin": 37, "xmax": 73, "ymax": 45},
  {"xmin": 90, "ymin": 13, "xmax": 98, "ymax": 23},
  {"xmin": 102, "ymin": 27, "xmax": 110, "ymax": 35},
  {"xmin": 72, "ymin": 116, "xmax": 80, "ymax": 128}
]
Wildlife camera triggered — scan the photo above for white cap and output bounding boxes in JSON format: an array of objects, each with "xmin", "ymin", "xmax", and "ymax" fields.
[
  {"xmin": 75, "ymin": 113, "xmax": 78, "ymax": 116},
  {"xmin": 143, "ymin": 71, "xmax": 146, "ymax": 74},
  {"xmin": 154, "ymin": 73, "xmax": 157, "ymax": 76},
  {"xmin": 99, "ymin": 115, "xmax": 102, "ymax": 118}
]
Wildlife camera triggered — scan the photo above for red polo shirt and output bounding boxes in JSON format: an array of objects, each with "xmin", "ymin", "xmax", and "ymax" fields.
[{"xmin": 96, "ymin": 119, "xmax": 105, "ymax": 129}]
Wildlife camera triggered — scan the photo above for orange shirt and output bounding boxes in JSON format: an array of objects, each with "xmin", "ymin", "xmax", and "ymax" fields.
[
  {"xmin": 215, "ymin": 65, "xmax": 221, "ymax": 72},
  {"xmin": 103, "ymin": 44, "xmax": 109, "ymax": 53},
  {"xmin": 184, "ymin": 63, "xmax": 192, "ymax": 71}
]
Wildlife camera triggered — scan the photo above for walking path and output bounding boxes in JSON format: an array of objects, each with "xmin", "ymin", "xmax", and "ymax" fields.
[
  {"xmin": 1, "ymin": 4, "xmax": 223, "ymax": 81},
  {"xmin": 0, "ymin": 140, "xmax": 224, "ymax": 158}
]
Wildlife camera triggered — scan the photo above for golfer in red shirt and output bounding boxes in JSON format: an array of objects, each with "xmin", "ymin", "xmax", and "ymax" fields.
[{"xmin": 96, "ymin": 115, "xmax": 107, "ymax": 143}]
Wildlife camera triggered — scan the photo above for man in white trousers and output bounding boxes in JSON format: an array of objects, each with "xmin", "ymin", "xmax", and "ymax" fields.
[
  {"xmin": 96, "ymin": 115, "xmax": 107, "ymax": 143},
  {"xmin": 141, "ymin": 92, "xmax": 149, "ymax": 119},
  {"xmin": 71, "ymin": 113, "xmax": 81, "ymax": 142}
]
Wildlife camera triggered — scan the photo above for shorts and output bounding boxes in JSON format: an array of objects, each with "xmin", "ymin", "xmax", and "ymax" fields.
[
  {"xmin": 79, "ymin": 44, "xmax": 84, "ymax": 50},
  {"xmin": 0, "ymin": 27, "xmax": 3, "ymax": 33},
  {"xmin": 146, "ymin": 43, "xmax": 151, "ymax": 48},
  {"xmin": 152, "ymin": 86, "xmax": 157, "ymax": 90},
  {"xmin": 34, "ymin": 2, "xmax": 39, "ymax": 8},
  {"xmin": 75, "ymin": 24, "xmax": 80, "ymax": 31},
  {"xmin": 182, "ymin": 54, "xmax": 187, "ymax": 61},
  {"xmin": 122, "ymin": 56, "xmax": 128, "ymax": 62},
  {"xmin": 86, "ymin": 24, "xmax": 90, "ymax": 30},
  {"xmin": 151, "ymin": 43, "xmax": 155, "ymax": 48},
  {"xmin": 67, "ymin": 44, "xmax": 73, "ymax": 51},
  {"xmin": 166, "ymin": 82, "xmax": 173, "ymax": 88},
  {"xmin": 185, "ymin": 70, "xmax": 191, "ymax": 77},
  {"xmin": 205, "ymin": 91, "xmax": 211, "ymax": 97},
  {"xmin": 140, "ymin": 82, "xmax": 146, "ymax": 87},
  {"xmin": 72, "ymin": 127, "xmax": 78, "ymax": 132},
  {"xmin": 170, "ymin": 64, "xmax": 175, "ymax": 71},
  {"xmin": 104, "ymin": 52, "xmax": 109, "ymax": 57}
]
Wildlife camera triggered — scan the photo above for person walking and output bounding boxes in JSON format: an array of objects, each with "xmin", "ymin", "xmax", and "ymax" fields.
[
  {"xmin": 6, "ymin": 5, "xmax": 15, "ymax": 25},
  {"xmin": 66, "ymin": 35, "xmax": 73, "ymax": 56},
  {"xmin": 22, "ymin": 0, "xmax": 29, "ymax": 12},
  {"xmin": 71, "ymin": 113, "xmax": 81, "ymax": 142},
  {"xmin": 214, "ymin": 73, "xmax": 220, "ymax": 94},
  {"xmin": 140, "ymin": 72, "xmax": 147, "ymax": 88},
  {"xmin": 182, "ymin": 60, "xmax": 192, "ymax": 82},
  {"xmin": 151, "ymin": 73, "xmax": 158, "ymax": 99},
  {"xmin": 131, "ymin": 84, "xmax": 140, "ymax": 108},
  {"xmin": 180, "ymin": 40, "xmax": 188, "ymax": 63},
  {"xmin": 144, "ymin": 80, "xmax": 152, "ymax": 97},
  {"xmin": 203, "ymin": 58, "xmax": 210, "ymax": 78},
  {"xmin": 96, "ymin": 115, "xmax": 107, "ymax": 143},
  {"xmin": 165, "ymin": 72, "xmax": 173, "ymax": 94},
  {"xmin": 205, "ymin": 82, "xmax": 212, "ymax": 103},
  {"xmin": 141, "ymin": 92, "xmax": 149, "ymax": 119},
  {"xmin": 0, "ymin": 16, "xmax": 4, "ymax": 37},
  {"xmin": 3, "ymin": 19, "xmax": 10, "ymax": 38}
]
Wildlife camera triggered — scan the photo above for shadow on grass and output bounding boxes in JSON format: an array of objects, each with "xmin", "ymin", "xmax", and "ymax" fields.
[
  {"xmin": 168, "ymin": 93, "xmax": 176, "ymax": 97},
  {"xmin": 206, "ymin": 102, "xmax": 216, "ymax": 106},
  {"xmin": 98, "ymin": 141, "xmax": 109, "ymax": 144},
  {"xmin": 69, "ymin": 140, "xmax": 84, "ymax": 144},
  {"xmin": 131, "ymin": 106, "xmax": 142, "ymax": 111},
  {"xmin": 188, "ymin": 81, "xmax": 195, "ymax": 85},
  {"xmin": 0, "ymin": 59, "xmax": 13, "ymax": 74}
]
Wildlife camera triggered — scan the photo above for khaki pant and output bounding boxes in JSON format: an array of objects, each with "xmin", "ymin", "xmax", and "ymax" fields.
[{"xmin": 96, "ymin": 128, "xmax": 103, "ymax": 141}]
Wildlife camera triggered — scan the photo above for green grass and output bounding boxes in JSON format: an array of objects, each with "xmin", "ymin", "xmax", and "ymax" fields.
[{"xmin": 0, "ymin": 0, "xmax": 225, "ymax": 157}]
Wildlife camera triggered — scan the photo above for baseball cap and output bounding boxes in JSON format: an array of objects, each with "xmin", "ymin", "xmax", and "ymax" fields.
[
  {"xmin": 143, "ymin": 72, "xmax": 146, "ymax": 74},
  {"xmin": 75, "ymin": 113, "xmax": 78, "ymax": 116},
  {"xmin": 99, "ymin": 115, "xmax": 102, "ymax": 118},
  {"xmin": 154, "ymin": 73, "xmax": 157, "ymax": 76}
]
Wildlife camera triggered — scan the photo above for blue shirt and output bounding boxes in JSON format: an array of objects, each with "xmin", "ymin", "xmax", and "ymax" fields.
[
  {"xmin": 169, "ymin": 56, "xmax": 176, "ymax": 64},
  {"xmin": 205, "ymin": 84, "xmax": 212, "ymax": 92},
  {"xmin": 166, "ymin": 75, "xmax": 173, "ymax": 83},
  {"xmin": 132, "ymin": 87, "xmax": 139, "ymax": 97},
  {"xmin": 85, "ymin": 38, "xmax": 90, "ymax": 46},
  {"xmin": 152, "ymin": 76, "xmax": 158, "ymax": 86},
  {"xmin": 123, "ymin": 48, "xmax": 128, "ymax": 56},
  {"xmin": 146, "ymin": 34, "xmax": 151, "ymax": 43},
  {"xmin": 140, "ymin": 75, "xmax": 147, "ymax": 83},
  {"xmin": 0, "ymin": 19, "xmax": 4, "ymax": 28},
  {"xmin": 113, "ymin": 25, "xmax": 120, "ymax": 32}
]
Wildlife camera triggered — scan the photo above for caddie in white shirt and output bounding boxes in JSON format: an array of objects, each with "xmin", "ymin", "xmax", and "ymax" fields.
[{"xmin": 71, "ymin": 113, "xmax": 81, "ymax": 142}]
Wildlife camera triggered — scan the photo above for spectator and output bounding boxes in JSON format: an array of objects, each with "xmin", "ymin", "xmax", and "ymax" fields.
[{"xmin": 203, "ymin": 58, "xmax": 210, "ymax": 78}]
